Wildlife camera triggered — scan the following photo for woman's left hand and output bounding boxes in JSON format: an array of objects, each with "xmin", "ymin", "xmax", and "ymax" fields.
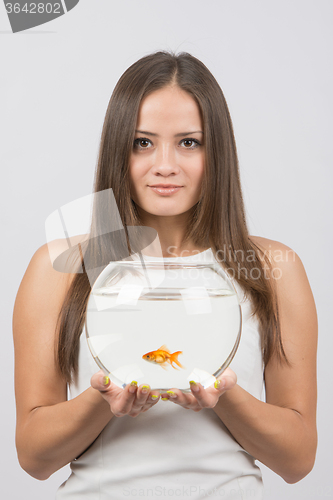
[{"xmin": 160, "ymin": 368, "xmax": 237, "ymax": 411}]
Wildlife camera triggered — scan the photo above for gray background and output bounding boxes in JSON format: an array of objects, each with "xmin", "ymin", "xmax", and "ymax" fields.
[{"xmin": 1, "ymin": 0, "xmax": 332, "ymax": 498}]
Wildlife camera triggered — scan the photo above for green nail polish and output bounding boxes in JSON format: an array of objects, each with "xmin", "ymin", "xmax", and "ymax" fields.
[
  {"xmin": 161, "ymin": 397, "xmax": 169, "ymax": 401},
  {"xmin": 214, "ymin": 380, "xmax": 220, "ymax": 389},
  {"xmin": 166, "ymin": 390, "xmax": 175, "ymax": 396},
  {"xmin": 151, "ymin": 394, "xmax": 158, "ymax": 399},
  {"xmin": 103, "ymin": 376, "xmax": 110, "ymax": 386},
  {"xmin": 189, "ymin": 380, "xmax": 197, "ymax": 385},
  {"xmin": 130, "ymin": 381, "xmax": 138, "ymax": 386}
]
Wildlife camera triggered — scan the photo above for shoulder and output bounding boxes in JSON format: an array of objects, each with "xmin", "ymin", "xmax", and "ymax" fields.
[
  {"xmin": 29, "ymin": 233, "xmax": 90, "ymax": 279},
  {"xmin": 249, "ymin": 235, "xmax": 297, "ymax": 263},
  {"xmin": 249, "ymin": 235, "xmax": 303, "ymax": 276},
  {"xmin": 249, "ymin": 235, "xmax": 316, "ymax": 318},
  {"xmin": 27, "ymin": 241, "xmax": 76, "ymax": 287},
  {"xmin": 23, "ymin": 242, "xmax": 70, "ymax": 286},
  {"xmin": 14, "ymin": 237, "xmax": 86, "ymax": 317}
]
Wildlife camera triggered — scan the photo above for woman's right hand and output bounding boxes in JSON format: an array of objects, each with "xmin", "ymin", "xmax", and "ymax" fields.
[{"xmin": 90, "ymin": 370, "xmax": 160, "ymax": 418}]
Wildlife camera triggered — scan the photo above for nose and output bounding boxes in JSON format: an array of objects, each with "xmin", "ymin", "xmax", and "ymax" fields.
[{"xmin": 151, "ymin": 142, "xmax": 180, "ymax": 176}]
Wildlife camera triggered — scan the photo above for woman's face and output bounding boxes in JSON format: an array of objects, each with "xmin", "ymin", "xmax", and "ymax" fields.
[{"xmin": 129, "ymin": 86, "xmax": 205, "ymax": 220}]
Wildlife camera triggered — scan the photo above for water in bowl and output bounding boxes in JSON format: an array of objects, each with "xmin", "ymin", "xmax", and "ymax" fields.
[{"xmin": 86, "ymin": 284, "xmax": 241, "ymax": 392}]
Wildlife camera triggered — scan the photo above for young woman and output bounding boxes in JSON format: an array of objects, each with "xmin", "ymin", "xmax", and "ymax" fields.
[{"xmin": 13, "ymin": 50, "xmax": 318, "ymax": 499}]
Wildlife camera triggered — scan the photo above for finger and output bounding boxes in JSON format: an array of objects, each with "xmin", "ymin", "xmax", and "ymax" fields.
[
  {"xmin": 188, "ymin": 381, "xmax": 211, "ymax": 407},
  {"xmin": 129, "ymin": 390, "xmax": 159, "ymax": 417},
  {"xmin": 160, "ymin": 389, "xmax": 194, "ymax": 407},
  {"xmin": 223, "ymin": 367, "xmax": 237, "ymax": 379},
  {"xmin": 135, "ymin": 384, "xmax": 151, "ymax": 404},
  {"xmin": 90, "ymin": 370, "xmax": 111, "ymax": 392},
  {"xmin": 113, "ymin": 381, "xmax": 138, "ymax": 416},
  {"xmin": 159, "ymin": 389, "xmax": 179, "ymax": 402},
  {"xmin": 214, "ymin": 370, "xmax": 237, "ymax": 392},
  {"xmin": 131, "ymin": 384, "xmax": 151, "ymax": 411},
  {"xmin": 126, "ymin": 387, "xmax": 161, "ymax": 417},
  {"xmin": 148, "ymin": 392, "xmax": 160, "ymax": 404}
]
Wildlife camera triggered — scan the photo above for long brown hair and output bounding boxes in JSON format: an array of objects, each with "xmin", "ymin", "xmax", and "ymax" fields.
[{"xmin": 56, "ymin": 50, "xmax": 288, "ymax": 384}]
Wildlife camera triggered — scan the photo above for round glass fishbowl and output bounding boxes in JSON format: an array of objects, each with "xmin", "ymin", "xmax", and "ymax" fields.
[{"xmin": 85, "ymin": 259, "xmax": 242, "ymax": 393}]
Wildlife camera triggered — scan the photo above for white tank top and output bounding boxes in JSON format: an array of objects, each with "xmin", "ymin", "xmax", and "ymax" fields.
[{"xmin": 56, "ymin": 249, "xmax": 264, "ymax": 499}]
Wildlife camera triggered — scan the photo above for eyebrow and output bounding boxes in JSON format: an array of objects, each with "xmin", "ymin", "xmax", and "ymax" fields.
[{"xmin": 135, "ymin": 130, "xmax": 204, "ymax": 137}]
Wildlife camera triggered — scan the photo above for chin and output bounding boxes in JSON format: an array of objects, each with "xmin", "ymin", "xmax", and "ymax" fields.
[{"xmin": 134, "ymin": 199, "xmax": 196, "ymax": 218}]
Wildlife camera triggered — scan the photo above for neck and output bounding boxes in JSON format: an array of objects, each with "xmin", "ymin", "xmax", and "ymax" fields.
[
  {"xmin": 141, "ymin": 235, "xmax": 209, "ymax": 259},
  {"xmin": 135, "ymin": 205, "xmax": 209, "ymax": 258}
]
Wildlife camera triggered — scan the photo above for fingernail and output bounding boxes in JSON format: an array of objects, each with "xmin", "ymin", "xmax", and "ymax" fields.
[
  {"xmin": 190, "ymin": 380, "xmax": 199, "ymax": 392},
  {"xmin": 151, "ymin": 394, "xmax": 159, "ymax": 400},
  {"xmin": 129, "ymin": 381, "xmax": 138, "ymax": 393},
  {"xmin": 215, "ymin": 379, "xmax": 226, "ymax": 389},
  {"xmin": 103, "ymin": 376, "xmax": 110, "ymax": 386},
  {"xmin": 161, "ymin": 397, "xmax": 169, "ymax": 401},
  {"xmin": 166, "ymin": 390, "xmax": 177, "ymax": 398},
  {"xmin": 142, "ymin": 385, "xmax": 150, "ymax": 394}
]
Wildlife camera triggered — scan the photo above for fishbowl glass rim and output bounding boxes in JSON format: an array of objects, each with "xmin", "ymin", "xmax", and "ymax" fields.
[
  {"xmin": 112, "ymin": 260, "xmax": 219, "ymax": 267},
  {"xmin": 89, "ymin": 260, "xmax": 241, "ymax": 306},
  {"xmin": 101, "ymin": 259, "xmax": 239, "ymax": 288}
]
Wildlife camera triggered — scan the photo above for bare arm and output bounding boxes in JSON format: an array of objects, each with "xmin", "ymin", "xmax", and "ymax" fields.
[
  {"xmin": 13, "ymin": 244, "xmax": 159, "ymax": 481},
  {"xmin": 212, "ymin": 238, "xmax": 318, "ymax": 483}
]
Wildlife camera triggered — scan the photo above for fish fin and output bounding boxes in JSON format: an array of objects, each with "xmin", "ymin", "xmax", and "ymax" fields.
[
  {"xmin": 158, "ymin": 344, "xmax": 171, "ymax": 353},
  {"xmin": 166, "ymin": 357, "xmax": 177, "ymax": 369},
  {"xmin": 160, "ymin": 362, "xmax": 169, "ymax": 371},
  {"xmin": 170, "ymin": 351, "xmax": 185, "ymax": 370}
]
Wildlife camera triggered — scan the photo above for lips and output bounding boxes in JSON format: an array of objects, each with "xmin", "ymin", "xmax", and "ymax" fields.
[
  {"xmin": 149, "ymin": 184, "xmax": 182, "ymax": 188},
  {"xmin": 149, "ymin": 185, "xmax": 183, "ymax": 195}
]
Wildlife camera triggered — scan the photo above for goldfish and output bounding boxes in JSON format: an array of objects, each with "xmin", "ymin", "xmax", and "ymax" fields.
[{"xmin": 142, "ymin": 344, "xmax": 185, "ymax": 370}]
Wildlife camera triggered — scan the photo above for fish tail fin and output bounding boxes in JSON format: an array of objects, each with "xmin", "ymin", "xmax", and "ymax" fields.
[{"xmin": 171, "ymin": 351, "xmax": 185, "ymax": 369}]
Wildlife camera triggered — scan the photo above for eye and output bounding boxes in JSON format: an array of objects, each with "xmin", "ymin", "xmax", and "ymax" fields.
[
  {"xmin": 180, "ymin": 138, "xmax": 201, "ymax": 149},
  {"xmin": 133, "ymin": 138, "xmax": 152, "ymax": 150},
  {"xmin": 133, "ymin": 137, "xmax": 201, "ymax": 151}
]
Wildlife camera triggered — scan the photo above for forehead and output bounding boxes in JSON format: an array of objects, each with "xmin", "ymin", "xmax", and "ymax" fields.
[{"xmin": 137, "ymin": 86, "xmax": 202, "ymax": 130}]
